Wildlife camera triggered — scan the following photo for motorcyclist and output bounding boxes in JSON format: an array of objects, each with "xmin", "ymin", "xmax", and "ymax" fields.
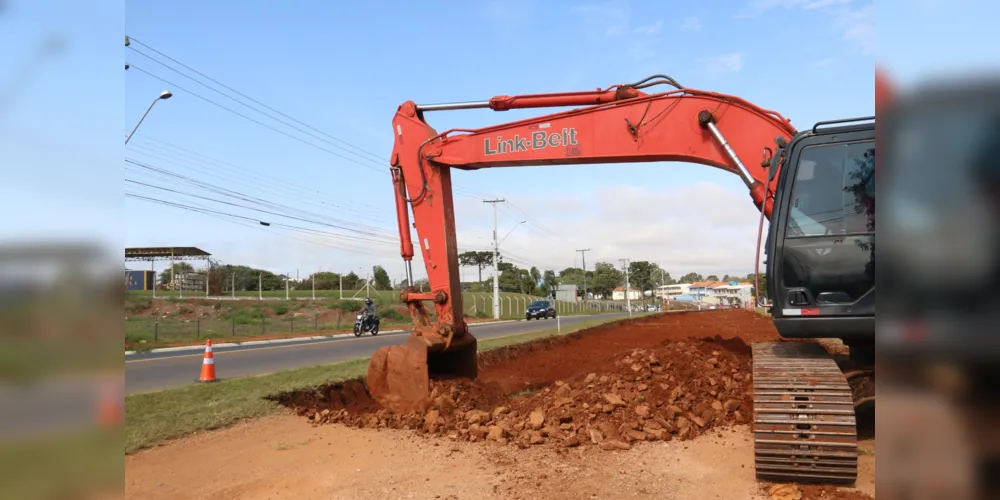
[{"xmin": 359, "ymin": 297, "xmax": 377, "ymax": 328}]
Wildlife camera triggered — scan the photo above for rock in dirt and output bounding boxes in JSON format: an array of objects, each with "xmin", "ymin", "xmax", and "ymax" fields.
[
  {"xmin": 768, "ymin": 484, "xmax": 802, "ymax": 500},
  {"xmin": 529, "ymin": 409, "xmax": 546, "ymax": 430},
  {"xmin": 529, "ymin": 431, "xmax": 545, "ymax": 445},
  {"xmin": 634, "ymin": 405, "xmax": 650, "ymax": 418},
  {"xmin": 600, "ymin": 439, "xmax": 630, "ymax": 451},
  {"xmin": 564, "ymin": 435, "xmax": 581, "ymax": 447},
  {"xmin": 589, "ymin": 429, "xmax": 604, "ymax": 444},
  {"xmin": 487, "ymin": 425, "xmax": 507, "ymax": 442},
  {"xmin": 467, "ymin": 410, "xmax": 490, "ymax": 425},
  {"xmin": 603, "ymin": 394, "xmax": 626, "ymax": 407}
]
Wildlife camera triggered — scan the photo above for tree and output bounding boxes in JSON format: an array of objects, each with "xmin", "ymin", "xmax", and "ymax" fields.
[
  {"xmin": 529, "ymin": 266, "xmax": 541, "ymax": 286},
  {"xmin": 372, "ymin": 265, "xmax": 392, "ymax": 290},
  {"xmin": 540, "ymin": 269, "xmax": 559, "ymax": 297},
  {"xmin": 659, "ymin": 271, "xmax": 676, "ymax": 286},
  {"xmin": 745, "ymin": 272, "xmax": 768, "ymax": 301},
  {"xmin": 628, "ymin": 261, "xmax": 657, "ymax": 300},
  {"xmin": 458, "ymin": 251, "xmax": 498, "ymax": 282},
  {"xmin": 706, "ymin": 275, "xmax": 720, "ymax": 282},
  {"xmin": 342, "ymin": 271, "xmax": 361, "ymax": 290},
  {"xmin": 679, "ymin": 272, "xmax": 703, "ymax": 284},
  {"xmin": 158, "ymin": 262, "xmax": 194, "ymax": 286},
  {"xmin": 589, "ymin": 262, "xmax": 622, "ymax": 298}
]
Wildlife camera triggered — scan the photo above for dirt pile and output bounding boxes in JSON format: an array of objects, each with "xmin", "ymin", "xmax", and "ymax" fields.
[{"xmin": 276, "ymin": 310, "xmax": 778, "ymax": 451}]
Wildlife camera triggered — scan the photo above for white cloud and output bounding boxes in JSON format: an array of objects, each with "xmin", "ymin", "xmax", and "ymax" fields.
[
  {"xmin": 680, "ymin": 16, "xmax": 703, "ymax": 32},
  {"xmin": 813, "ymin": 57, "xmax": 837, "ymax": 68},
  {"xmin": 633, "ymin": 21, "xmax": 663, "ymax": 35},
  {"xmin": 605, "ymin": 24, "xmax": 626, "ymax": 36},
  {"xmin": 833, "ymin": 3, "xmax": 874, "ymax": 55},
  {"xmin": 701, "ymin": 52, "xmax": 745, "ymax": 74},
  {"xmin": 803, "ymin": 0, "xmax": 851, "ymax": 9},
  {"xmin": 739, "ymin": 0, "xmax": 874, "ymax": 55},
  {"xmin": 446, "ymin": 181, "xmax": 767, "ymax": 278},
  {"xmin": 207, "ymin": 179, "xmax": 768, "ymax": 285}
]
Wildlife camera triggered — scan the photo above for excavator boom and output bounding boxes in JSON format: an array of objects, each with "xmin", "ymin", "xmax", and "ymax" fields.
[{"xmin": 368, "ymin": 75, "xmax": 801, "ymax": 414}]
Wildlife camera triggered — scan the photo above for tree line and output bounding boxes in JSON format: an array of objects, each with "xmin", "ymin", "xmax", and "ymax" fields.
[
  {"xmin": 156, "ymin": 255, "xmax": 767, "ymax": 299},
  {"xmin": 159, "ymin": 262, "xmax": 395, "ymax": 292},
  {"xmin": 458, "ymin": 250, "xmax": 766, "ymax": 299}
]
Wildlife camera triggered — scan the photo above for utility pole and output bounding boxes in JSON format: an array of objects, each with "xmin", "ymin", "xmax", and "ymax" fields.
[
  {"xmin": 231, "ymin": 273, "xmax": 236, "ymax": 299},
  {"xmin": 339, "ymin": 275, "xmax": 343, "ymax": 299},
  {"xmin": 576, "ymin": 248, "xmax": 590, "ymax": 300},
  {"xmin": 619, "ymin": 258, "xmax": 632, "ymax": 316},
  {"xmin": 258, "ymin": 272, "xmax": 263, "ymax": 300},
  {"xmin": 484, "ymin": 198, "xmax": 505, "ymax": 320}
]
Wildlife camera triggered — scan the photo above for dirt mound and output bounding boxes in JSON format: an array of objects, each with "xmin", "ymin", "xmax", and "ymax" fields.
[{"xmin": 276, "ymin": 310, "xmax": 780, "ymax": 451}]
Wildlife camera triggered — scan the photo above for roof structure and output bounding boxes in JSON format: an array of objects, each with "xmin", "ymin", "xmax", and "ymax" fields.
[{"xmin": 125, "ymin": 246, "xmax": 212, "ymax": 262}]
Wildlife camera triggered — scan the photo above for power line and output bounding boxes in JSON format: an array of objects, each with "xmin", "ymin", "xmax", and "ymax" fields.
[
  {"xmin": 126, "ymin": 133, "xmax": 389, "ymax": 216},
  {"xmin": 125, "ymin": 192, "xmax": 397, "ymax": 255},
  {"xmin": 125, "ymin": 36, "xmax": 386, "ymax": 163},
  {"xmin": 124, "ymin": 156, "xmax": 396, "ymax": 235},
  {"xmin": 125, "ymin": 177, "xmax": 397, "ymax": 244},
  {"xmin": 126, "ymin": 62, "xmax": 388, "ymax": 175},
  {"xmin": 124, "ymin": 37, "xmax": 498, "ymax": 203}
]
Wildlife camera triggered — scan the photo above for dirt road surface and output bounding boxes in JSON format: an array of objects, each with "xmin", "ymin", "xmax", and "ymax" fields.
[{"xmin": 125, "ymin": 415, "xmax": 874, "ymax": 499}]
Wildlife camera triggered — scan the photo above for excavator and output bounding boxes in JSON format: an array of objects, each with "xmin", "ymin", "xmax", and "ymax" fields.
[{"xmin": 367, "ymin": 71, "xmax": 883, "ymax": 485}]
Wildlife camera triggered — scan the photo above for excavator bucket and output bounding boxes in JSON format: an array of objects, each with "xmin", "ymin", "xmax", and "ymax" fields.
[{"xmin": 366, "ymin": 334, "xmax": 479, "ymax": 413}]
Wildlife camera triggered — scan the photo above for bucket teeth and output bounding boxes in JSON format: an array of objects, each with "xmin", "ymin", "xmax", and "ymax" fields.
[{"xmin": 751, "ymin": 342, "xmax": 858, "ymax": 485}]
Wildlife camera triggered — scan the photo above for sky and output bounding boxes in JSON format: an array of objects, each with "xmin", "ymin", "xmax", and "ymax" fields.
[{"xmin": 5, "ymin": 0, "xmax": 998, "ymax": 286}]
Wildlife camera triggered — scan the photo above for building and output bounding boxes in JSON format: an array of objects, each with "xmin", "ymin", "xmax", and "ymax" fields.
[
  {"xmin": 552, "ymin": 284, "xmax": 578, "ymax": 303},
  {"xmin": 654, "ymin": 283, "xmax": 691, "ymax": 300},
  {"xmin": 611, "ymin": 286, "xmax": 642, "ymax": 301},
  {"xmin": 709, "ymin": 282, "xmax": 754, "ymax": 306}
]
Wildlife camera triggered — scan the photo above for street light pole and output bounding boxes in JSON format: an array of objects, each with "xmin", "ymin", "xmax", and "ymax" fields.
[
  {"xmin": 484, "ymin": 199, "xmax": 506, "ymax": 319},
  {"xmin": 125, "ymin": 90, "xmax": 172, "ymax": 145},
  {"xmin": 576, "ymin": 248, "xmax": 591, "ymax": 299}
]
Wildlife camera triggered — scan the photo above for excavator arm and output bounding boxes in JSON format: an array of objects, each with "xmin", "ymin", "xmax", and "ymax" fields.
[{"xmin": 367, "ymin": 74, "xmax": 800, "ymax": 412}]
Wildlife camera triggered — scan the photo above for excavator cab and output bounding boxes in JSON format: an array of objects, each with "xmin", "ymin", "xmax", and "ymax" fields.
[{"xmin": 764, "ymin": 117, "xmax": 876, "ymax": 367}]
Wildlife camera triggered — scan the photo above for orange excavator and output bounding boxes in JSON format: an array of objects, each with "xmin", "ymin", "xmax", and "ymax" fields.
[{"xmin": 369, "ymin": 71, "xmax": 886, "ymax": 485}]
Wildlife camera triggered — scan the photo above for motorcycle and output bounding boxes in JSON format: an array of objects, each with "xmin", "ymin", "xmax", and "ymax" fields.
[{"xmin": 353, "ymin": 312, "xmax": 380, "ymax": 337}]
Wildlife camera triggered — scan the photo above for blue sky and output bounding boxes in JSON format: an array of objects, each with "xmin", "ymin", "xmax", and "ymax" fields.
[
  {"xmin": 12, "ymin": 0, "xmax": 997, "ymax": 284},
  {"xmin": 118, "ymin": 0, "xmax": 879, "ymax": 281}
]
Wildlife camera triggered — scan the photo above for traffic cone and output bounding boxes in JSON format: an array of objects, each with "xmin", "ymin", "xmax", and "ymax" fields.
[
  {"xmin": 198, "ymin": 339, "xmax": 218, "ymax": 383},
  {"xmin": 96, "ymin": 374, "xmax": 123, "ymax": 428}
]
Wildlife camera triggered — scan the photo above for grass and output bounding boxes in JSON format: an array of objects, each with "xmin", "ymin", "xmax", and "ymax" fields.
[
  {"xmin": 123, "ymin": 292, "xmax": 629, "ymax": 349},
  {"xmin": 124, "ymin": 313, "xmax": 644, "ymax": 454},
  {"xmin": 0, "ymin": 427, "xmax": 122, "ymax": 499}
]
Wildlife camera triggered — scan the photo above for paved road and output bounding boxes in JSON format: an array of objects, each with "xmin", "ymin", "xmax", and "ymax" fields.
[{"xmin": 125, "ymin": 313, "xmax": 630, "ymax": 395}]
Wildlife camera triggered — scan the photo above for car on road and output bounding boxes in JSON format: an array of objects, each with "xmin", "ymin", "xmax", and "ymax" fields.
[{"xmin": 525, "ymin": 300, "xmax": 557, "ymax": 320}]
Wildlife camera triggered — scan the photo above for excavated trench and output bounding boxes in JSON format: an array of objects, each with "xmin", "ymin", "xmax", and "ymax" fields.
[{"xmin": 271, "ymin": 310, "xmax": 794, "ymax": 450}]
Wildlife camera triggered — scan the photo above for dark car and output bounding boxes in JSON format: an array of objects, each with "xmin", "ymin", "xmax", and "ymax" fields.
[{"xmin": 525, "ymin": 300, "xmax": 556, "ymax": 320}]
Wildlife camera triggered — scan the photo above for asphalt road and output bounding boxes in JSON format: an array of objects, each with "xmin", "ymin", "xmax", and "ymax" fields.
[{"xmin": 125, "ymin": 313, "xmax": 630, "ymax": 395}]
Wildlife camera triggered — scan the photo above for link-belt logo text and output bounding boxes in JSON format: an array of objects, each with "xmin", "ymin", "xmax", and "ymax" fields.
[{"xmin": 484, "ymin": 127, "xmax": 578, "ymax": 156}]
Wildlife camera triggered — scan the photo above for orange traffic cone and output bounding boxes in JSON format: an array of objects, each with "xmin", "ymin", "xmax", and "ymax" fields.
[
  {"xmin": 198, "ymin": 339, "xmax": 218, "ymax": 383},
  {"xmin": 96, "ymin": 374, "xmax": 123, "ymax": 428}
]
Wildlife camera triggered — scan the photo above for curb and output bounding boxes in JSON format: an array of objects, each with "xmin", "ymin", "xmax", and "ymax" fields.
[{"xmin": 124, "ymin": 318, "xmax": 525, "ymax": 357}]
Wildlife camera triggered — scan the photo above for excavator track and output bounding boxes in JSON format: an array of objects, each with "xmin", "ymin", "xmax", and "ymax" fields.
[{"xmin": 751, "ymin": 342, "xmax": 858, "ymax": 484}]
